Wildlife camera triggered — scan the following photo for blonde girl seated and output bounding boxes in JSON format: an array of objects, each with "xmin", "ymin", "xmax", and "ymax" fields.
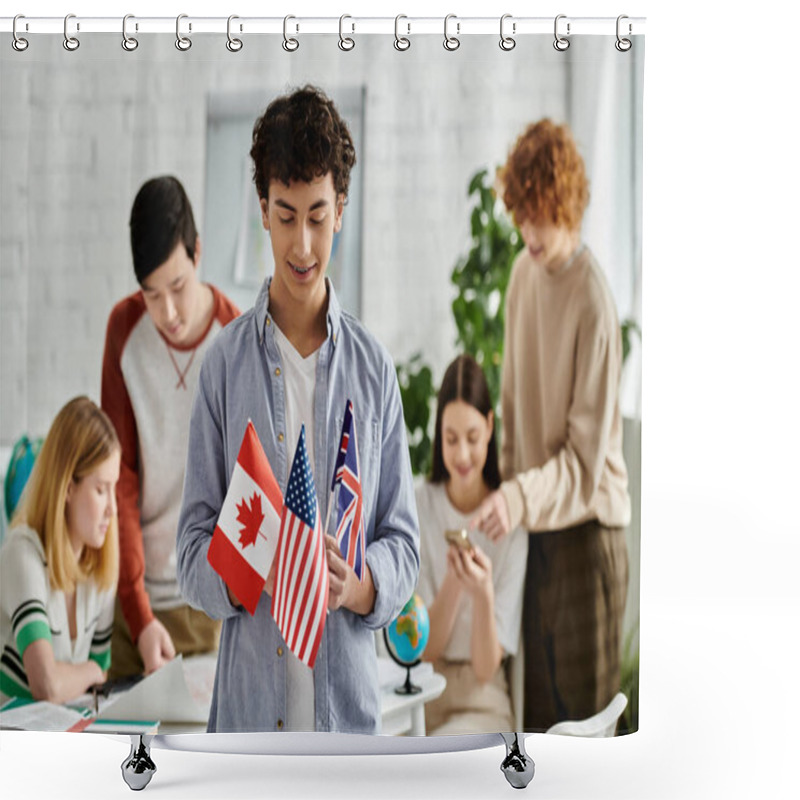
[
  {"xmin": 0, "ymin": 396, "xmax": 120, "ymax": 704},
  {"xmin": 416, "ymin": 355, "xmax": 528, "ymax": 735}
]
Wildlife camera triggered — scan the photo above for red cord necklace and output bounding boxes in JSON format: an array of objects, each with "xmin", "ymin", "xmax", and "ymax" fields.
[{"xmin": 165, "ymin": 343, "xmax": 197, "ymax": 390}]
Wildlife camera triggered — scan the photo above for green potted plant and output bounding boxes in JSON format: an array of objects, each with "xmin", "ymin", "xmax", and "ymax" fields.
[{"xmin": 395, "ymin": 167, "xmax": 522, "ymax": 474}]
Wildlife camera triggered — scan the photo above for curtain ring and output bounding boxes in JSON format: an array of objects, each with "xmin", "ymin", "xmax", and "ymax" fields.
[
  {"xmin": 553, "ymin": 14, "xmax": 570, "ymax": 51},
  {"xmin": 443, "ymin": 14, "xmax": 460, "ymax": 51},
  {"xmin": 63, "ymin": 13, "xmax": 80, "ymax": 51},
  {"xmin": 12, "ymin": 15, "xmax": 29, "ymax": 52},
  {"xmin": 122, "ymin": 14, "xmax": 139, "ymax": 51},
  {"xmin": 499, "ymin": 14, "xmax": 515, "ymax": 51},
  {"xmin": 283, "ymin": 15, "xmax": 299, "ymax": 52},
  {"xmin": 394, "ymin": 15, "xmax": 410, "ymax": 51},
  {"xmin": 615, "ymin": 15, "xmax": 632, "ymax": 52},
  {"xmin": 227, "ymin": 15, "xmax": 243, "ymax": 52},
  {"xmin": 175, "ymin": 14, "xmax": 192, "ymax": 51},
  {"xmin": 338, "ymin": 15, "xmax": 355, "ymax": 51}
]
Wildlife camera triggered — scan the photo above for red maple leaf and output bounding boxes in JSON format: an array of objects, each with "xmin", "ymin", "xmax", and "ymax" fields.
[{"xmin": 236, "ymin": 492, "xmax": 265, "ymax": 549}]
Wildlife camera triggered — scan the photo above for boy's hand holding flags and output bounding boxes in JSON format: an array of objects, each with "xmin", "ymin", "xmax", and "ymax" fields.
[{"xmin": 206, "ymin": 401, "xmax": 367, "ymax": 669}]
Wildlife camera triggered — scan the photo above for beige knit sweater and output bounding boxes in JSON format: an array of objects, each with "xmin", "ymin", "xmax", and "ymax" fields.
[{"xmin": 499, "ymin": 244, "xmax": 631, "ymax": 533}]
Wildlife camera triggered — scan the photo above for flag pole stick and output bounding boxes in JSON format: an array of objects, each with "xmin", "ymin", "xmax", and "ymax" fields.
[{"xmin": 323, "ymin": 487, "xmax": 335, "ymax": 539}]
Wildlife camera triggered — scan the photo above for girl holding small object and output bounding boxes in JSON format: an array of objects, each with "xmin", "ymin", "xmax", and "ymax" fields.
[
  {"xmin": 416, "ymin": 355, "xmax": 527, "ymax": 734},
  {"xmin": 0, "ymin": 396, "xmax": 120, "ymax": 705}
]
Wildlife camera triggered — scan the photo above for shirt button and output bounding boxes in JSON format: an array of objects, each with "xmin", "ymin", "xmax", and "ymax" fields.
[
  {"xmin": 275, "ymin": 367, "xmax": 281, "ymax": 377},
  {"xmin": 277, "ymin": 647, "xmax": 283, "ymax": 657},
  {"xmin": 266, "ymin": 318, "xmax": 271, "ymax": 326},
  {"xmin": 277, "ymin": 719, "xmax": 284, "ymax": 730},
  {"xmin": 278, "ymin": 433, "xmax": 284, "ymax": 443}
]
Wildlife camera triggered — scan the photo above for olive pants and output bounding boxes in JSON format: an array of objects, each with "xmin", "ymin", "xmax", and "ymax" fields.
[{"xmin": 523, "ymin": 520, "xmax": 628, "ymax": 732}]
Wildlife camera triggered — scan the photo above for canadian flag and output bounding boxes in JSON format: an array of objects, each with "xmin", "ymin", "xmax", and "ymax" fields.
[{"xmin": 207, "ymin": 421, "xmax": 283, "ymax": 615}]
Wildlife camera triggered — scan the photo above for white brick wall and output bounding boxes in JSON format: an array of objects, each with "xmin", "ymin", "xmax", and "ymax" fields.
[{"xmin": 1, "ymin": 33, "xmax": 639, "ymax": 444}]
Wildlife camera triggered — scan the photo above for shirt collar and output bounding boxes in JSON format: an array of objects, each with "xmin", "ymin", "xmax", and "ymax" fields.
[{"xmin": 256, "ymin": 276, "xmax": 343, "ymax": 347}]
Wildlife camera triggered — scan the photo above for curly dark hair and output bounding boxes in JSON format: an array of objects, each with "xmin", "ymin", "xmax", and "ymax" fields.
[{"xmin": 250, "ymin": 85, "xmax": 356, "ymax": 201}]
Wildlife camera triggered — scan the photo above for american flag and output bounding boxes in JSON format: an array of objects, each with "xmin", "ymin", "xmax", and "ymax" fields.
[
  {"xmin": 270, "ymin": 425, "xmax": 330, "ymax": 669},
  {"xmin": 333, "ymin": 400, "xmax": 366, "ymax": 582}
]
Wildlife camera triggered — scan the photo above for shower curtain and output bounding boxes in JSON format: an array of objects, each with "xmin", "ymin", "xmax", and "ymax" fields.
[{"xmin": 0, "ymin": 19, "xmax": 643, "ymax": 745}]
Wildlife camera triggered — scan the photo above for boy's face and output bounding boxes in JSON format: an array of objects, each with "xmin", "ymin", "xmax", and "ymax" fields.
[
  {"xmin": 260, "ymin": 173, "xmax": 344, "ymax": 315},
  {"xmin": 519, "ymin": 217, "xmax": 579, "ymax": 275},
  {"xmin": 140, "ymin": 240, "xmax": 204, "ymax": 347}
]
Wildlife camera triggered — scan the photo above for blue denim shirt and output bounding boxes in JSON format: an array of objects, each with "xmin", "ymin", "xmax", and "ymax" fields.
[{"xmin": 176, "ymin": 278, "xmax": 420, "ymax": 733}]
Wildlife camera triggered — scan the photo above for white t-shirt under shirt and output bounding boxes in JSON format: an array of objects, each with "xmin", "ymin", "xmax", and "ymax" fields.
[
  {"xmin": 273, "ymin": 322, "xmax": 320, "ymax": 732},
  {"xmin": 415, "ymin": 481, "xmax": 528, "ymax": 661}
]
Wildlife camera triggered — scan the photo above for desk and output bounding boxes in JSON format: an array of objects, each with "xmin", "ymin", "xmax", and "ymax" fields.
[
  {"xmin": 148, "ymin": 655, "xmax": 446, "ymax": 736},
  {"xmin": 1, "ymin": 653, "xmax": 446, "ymax": 736}
]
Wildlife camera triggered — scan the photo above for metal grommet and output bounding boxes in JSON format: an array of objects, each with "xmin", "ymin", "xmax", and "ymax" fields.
[
  {"xmin": 226, "ymin": 15, "xmax": 243, "ymax": 52},
  {"xmin": 394, "ymin": 15, "xmax": 410, "ymax": 51},
  {"xmin": 443, "ymin": 14, "xmax": 460, "ymax": 51},
  {"xmin": 122, "ymin": 14, "xmax": 138, "ymax": 51},
  {"xmin": 12, "ymin": 15, "xmax": 29, "ymax": 52},
  {"xmin": 175, "ymin": 14, "xmax": 192, "ymax": 51},
  {"xmin": 499, "ymin": 14, "xmax": 516, "ymax": 51},
  {"xmin": 338, "ymin": 14, "xmax": 355, "ymax": 51},
  {"xmin": 615, "ymin": 14, "xmax": 632, "ymax": 52},
  {"xmin": 63, "ymin": 13, "xmax": 80, "ymax": 51},
  {"xmin": 553, "ymin": 14, "xmax": 570, "ymax": 51},
  {"xmin": 283, "ymin": 15, "xmax": 299, "ymax": 52}
]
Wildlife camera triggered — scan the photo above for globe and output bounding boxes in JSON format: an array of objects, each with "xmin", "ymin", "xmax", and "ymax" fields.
[
  {"xmin": 4, "ymin": 436, "xmax": 42, "ymax": 522},
  {"xmin": 383, "ymin": 592, "xmax": 430, "ymax": 694}
]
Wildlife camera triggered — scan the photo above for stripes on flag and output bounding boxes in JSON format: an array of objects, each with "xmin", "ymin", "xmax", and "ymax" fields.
[{"xmin": 271, "ymin": 425, "xmax": 330, "ymax": 669}]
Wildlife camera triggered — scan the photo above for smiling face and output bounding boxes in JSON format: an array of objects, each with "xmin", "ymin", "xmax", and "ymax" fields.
[
  {"xmin": 261, "ymin": 173, "xmax": 344, "ymax": 319},
  {"xmin": 441, "ymin": 400, "xmax": 494, "ymax": 499},
  {"xmin": 65, "ymin": 449, "xmax": 120, "ymax": 558},
  {"xmin": 518, "ymin": 217, "xmax": 580, "ymax": 274},
  {"xmin": 140, "ymin": 239, "xmax": 206, "ymax": 347}
]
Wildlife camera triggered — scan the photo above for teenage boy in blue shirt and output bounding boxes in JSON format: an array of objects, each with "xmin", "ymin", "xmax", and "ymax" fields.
[{"xmin": 177, "ymin": 86, "xmax": 419, "ymax": 734}]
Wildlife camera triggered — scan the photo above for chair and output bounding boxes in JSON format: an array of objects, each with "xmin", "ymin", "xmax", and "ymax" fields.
[{"xmin": 545, "ymin": 692, "xmax": 628, "ymax": 738}]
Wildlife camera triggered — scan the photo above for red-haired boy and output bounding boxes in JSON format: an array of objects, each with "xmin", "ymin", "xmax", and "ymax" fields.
[{"xmin": 473, "ymin": 119, "xmax": 631, "ymax": 732}]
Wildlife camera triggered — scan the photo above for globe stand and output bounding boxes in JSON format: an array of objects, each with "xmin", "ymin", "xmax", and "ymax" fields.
[
  {"xmin": 395, "ymin": 663, "xmax": 423, "ymax": 695},
  {"xmin": 383, "ymin": 628, "xmax": 423, "ymax": 695}
]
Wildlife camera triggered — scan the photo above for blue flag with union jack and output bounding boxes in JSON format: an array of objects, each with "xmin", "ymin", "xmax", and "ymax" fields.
[{"xmin": 333, "ymin": 400, "xmax": 366, "ymax": 582}]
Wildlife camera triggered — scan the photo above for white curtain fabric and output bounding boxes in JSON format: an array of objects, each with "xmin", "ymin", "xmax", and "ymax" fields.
[{"xmin": 569, "ymin": 36, "xmax": 644, "ymax": 419}]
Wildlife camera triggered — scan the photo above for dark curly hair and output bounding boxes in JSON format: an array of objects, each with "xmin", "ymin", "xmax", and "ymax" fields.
[
  {"xmin": 499, "ymin": 118, "xmax": 589, "ymax": 231},
  {"xmin": 250, "ymin": 85, "xmax": 356, "ymax": 201}
]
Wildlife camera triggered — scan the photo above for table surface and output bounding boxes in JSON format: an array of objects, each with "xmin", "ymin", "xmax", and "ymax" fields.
[
  {"xmin": 134, "ymin": 654, "xmax": 446, "ymax": 735},
  {"xmin": 376, "ymin": 658, "xmax": 446, "ymax": 736}
]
